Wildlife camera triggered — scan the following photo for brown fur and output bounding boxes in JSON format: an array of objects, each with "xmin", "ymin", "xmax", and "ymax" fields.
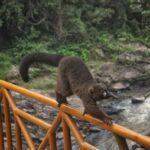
[{"xmin": 19, "ymin": 53, "xmax": 112, "ymax": 125}]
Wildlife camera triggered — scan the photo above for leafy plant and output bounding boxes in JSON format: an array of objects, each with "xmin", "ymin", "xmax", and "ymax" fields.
[
  {"xmin": 57, "ymin": 43, "xmax": 89, "ymax": 61},
  {"xmin": 98, "ymin": 31, "xmax": 134, "ymax": 60},
  {"xmin": 0, "ymin": 53, "xmax": 12, "ymax": 79}
]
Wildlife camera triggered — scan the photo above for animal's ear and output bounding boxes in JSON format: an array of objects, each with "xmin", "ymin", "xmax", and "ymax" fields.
[{"xmin": 88, "ymin": 86, "xmax": 94, "ymax": 94}]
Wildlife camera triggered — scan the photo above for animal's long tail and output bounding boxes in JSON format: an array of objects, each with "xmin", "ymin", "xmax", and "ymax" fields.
[{"xmin": 19, "ymin": 53, "xmax": 64, "ymax": 82}]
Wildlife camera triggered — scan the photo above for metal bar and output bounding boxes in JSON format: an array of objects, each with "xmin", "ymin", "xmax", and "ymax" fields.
[
  {"xmin": 0, "ymin": 90, "xmax": 4, "ymax": 150},
  {"xmin": 62, "ymin": 116, "xmax": 72, "ymax": 150},
  {"xmin": 3, "ymin": 93, "xmax": 12, "ymax": 150},
  {"xmin": 15, "ymin": 116, "xmax": 35, "ymax": 149},
  {"xmin": 14, "ymin": 115, "xmax": 22, "ymax": 150},
  {"xmin": 15, "ymin": 108, "xmax": 51, "ymax": 130},
  {"xmin": 38, "ymin": 113, "xmax": 61, "ymax": 150},
  {"xmin": 114, "ymin": 134, "xmax": 129, "ymax": 150}
]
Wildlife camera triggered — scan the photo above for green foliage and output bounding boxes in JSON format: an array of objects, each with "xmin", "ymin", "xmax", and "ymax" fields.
[
  {"xmin": 87, "ymin": 8, "xmax": 114, "ymax": 25},
  {"xmin": 9, "ymin": 34, "xmax": 89, "ymax": 62},
  {"xmin": 0, "ymin": 1, "xmax": 25, "ymax": 35},
  {"xmin": 0, "ymin": 53, "xmax": 12, "ymax": 79},
  {"xmin": 11, "ymin": 39, "xmax": 48, "ymax": 61},
  {"xmin": 57, "ymin": 43, "xmax": 89, "ymax": 61},
  {"xmin": 98, "ymin": 31, "xmax": 135, "ymax": 60},
  {"xmin": 0, "ymin": 0, "xmax": 149, "ymax": 43},
  {"xmin": 0, "ymin": 0, "xmax": 149, "ymax": 65}
]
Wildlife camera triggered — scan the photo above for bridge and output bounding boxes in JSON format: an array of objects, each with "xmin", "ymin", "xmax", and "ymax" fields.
[{"xmin": 0, "ymin": 80, "xmax": 150, "ymax": 149}]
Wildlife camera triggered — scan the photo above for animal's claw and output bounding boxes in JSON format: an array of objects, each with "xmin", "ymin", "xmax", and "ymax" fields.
[{"xmin": 103, "ymin": 116, "xmax": 113, "ymax": 126}]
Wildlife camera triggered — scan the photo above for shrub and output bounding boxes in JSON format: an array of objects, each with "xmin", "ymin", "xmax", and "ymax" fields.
[{"xmin": 0, "ymin": 53, "xmax": 12, "ymax": 79}]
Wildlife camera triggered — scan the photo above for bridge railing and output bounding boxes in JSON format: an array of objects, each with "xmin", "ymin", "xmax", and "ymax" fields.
[{"xmin": 0, "ymin": 80, "xmax": 150, "ymax": 150}]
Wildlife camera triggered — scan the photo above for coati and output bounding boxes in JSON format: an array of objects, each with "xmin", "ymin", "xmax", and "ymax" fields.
[{"xmin": 19, "ymin": 53, "xmax": 113, "ymax": 125}]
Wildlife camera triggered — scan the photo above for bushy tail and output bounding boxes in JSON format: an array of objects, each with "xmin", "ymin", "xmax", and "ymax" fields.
[{"xmin": 19, "ymin": 53, "xmax": 64, "ymax": 82}]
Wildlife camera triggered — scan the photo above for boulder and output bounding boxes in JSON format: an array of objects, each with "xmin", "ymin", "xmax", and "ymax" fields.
[
  {"xmin": 131, "ymin": 96, "xmax": 145, "ymax": 104},
  {"xmin": 111, "ymin": 82, "xmax": 130, "ymax": 90},
  {"xmin": 96, "ymin": 50, "xmax": 150, "ymax": 90}
]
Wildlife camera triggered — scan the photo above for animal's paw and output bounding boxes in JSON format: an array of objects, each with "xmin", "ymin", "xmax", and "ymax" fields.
[{"xmin": 103, "ymin": 116, "xmax": 113, "ymax": 126}]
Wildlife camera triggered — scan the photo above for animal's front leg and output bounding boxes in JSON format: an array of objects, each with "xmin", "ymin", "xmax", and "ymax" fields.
[
  {"xmin": 56, "ymin": 91, "xmax": 68, "ymax": 107},
  {"xmin": 83, "ymin": 100, "xmax": 112, "ymax": 125}
]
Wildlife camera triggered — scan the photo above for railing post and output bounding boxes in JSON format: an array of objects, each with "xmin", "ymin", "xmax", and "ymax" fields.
[
  {"xmin": 49, "ymin": 113, "xmax": 62, "ymax": 150},
  {"xmin": 0, "ymin": 90, "xmax": 4, "ymax": 150},
  {"xmin": 114, "ymin": 134, "xmax": 129, "ymax": 150},
  {"xmin": 62, "ymin": 116, "xmax": 72, "ymax": 150},
  {"xmin": 14, "ymin": 115, "xmax": 22, "ymax": 150},
  {"xmin": 3, "ymin": 93, "xmax": 13, "ymax": 150}
]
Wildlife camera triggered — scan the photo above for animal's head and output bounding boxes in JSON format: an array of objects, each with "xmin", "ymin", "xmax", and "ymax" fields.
[{"xmin": 88, "ymin": 83, "xmax": 117, "ymax": 101}]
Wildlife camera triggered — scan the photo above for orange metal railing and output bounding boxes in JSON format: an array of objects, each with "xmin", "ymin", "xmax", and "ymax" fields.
[{"xmin": 0, "ymin": 80, "xmax": 150, "ymax": 150}]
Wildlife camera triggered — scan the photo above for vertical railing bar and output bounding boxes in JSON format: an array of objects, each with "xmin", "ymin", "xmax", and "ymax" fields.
[
  {"xmin": 49, "ymin": 132, "xmax": 57, "ymax": 150},
  {"xmin": 62, "ymin": 113, "xmax": 84, "ymax": 145},
  {"xmin": 38, "ymin": 113, "xmax": 61, "ymax": 150},
  {"xmin": 14, "ymin": 114, "xmax": 22, "ymax": 150},
  {"xmin": 4, "ymin": 88, "xmax": 35, "ymax": 149},
  {"xmin": 3, "ymin": 92, "xmax": 13, "ymax": 150},
  {"xmin": 62, "ymin": 116, "xmax": 72, "ymax": 150},
  {"xmin": 0, "ymin": 90, "xmax": 4, "ymax": 150},
  {"xmin": 15, "ymin": 116, "xmax": 35, "ymax": 149},
  {"xmin": 62, "ymin": 113, "xmax": 97, "ymax": 149},
  {"xmin": 114, "ymin": 133, "xmax": 129, "ymax": 150},
  {"xmin": 49, "ymin": 112, "xmax": 61, "ymax": 150}
]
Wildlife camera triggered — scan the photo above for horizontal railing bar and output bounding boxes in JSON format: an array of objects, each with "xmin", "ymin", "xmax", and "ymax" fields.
[
  {"xmin": 0, "ymin": 80, "xmax": 58, "ymax": 108},
  {"xmin": 15, "ymin": 108, "xmax": 51, "ymax": 130},
  {"xmin": 61, "ymin": 105, "xmax": 150, "ymax": 148},
  {"xmin": 0, "ymin": 80, "xmax": 150, "ymax": 148}
]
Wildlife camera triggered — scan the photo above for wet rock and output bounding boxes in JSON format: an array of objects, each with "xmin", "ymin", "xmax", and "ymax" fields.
[
  {"xmin": 96, "ymin": 50, "xmax": 150, "ymax": 91},
  {"xmin": 117, "ymin": 50, "xmax": 150, "ymax": 65},
  {"xmin": 104, "ymin": 106, "xmax": 125, "ymax": 115},
  {"xmin": 89, "ymin": 126, "xmax": 101, "ymax": 132},
  {"xmin": 132, "ymin": 145, "xmax": 145, "ymax": 150},
  {"xmin": 131, "ymin": 96, "xmax": 145, "ymax": 104},
  {"xmin": 57, "ymin": 132, "xmax": 63, "ymax": 140},
  {"xmin": 111, "ymin": 82, "xmax": 130, "ymax": 90}
]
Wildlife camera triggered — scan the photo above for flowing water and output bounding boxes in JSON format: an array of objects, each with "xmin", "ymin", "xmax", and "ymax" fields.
[{"xmin": 92, "ymin": 96, "xmax": 150, "ymax": 149}]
